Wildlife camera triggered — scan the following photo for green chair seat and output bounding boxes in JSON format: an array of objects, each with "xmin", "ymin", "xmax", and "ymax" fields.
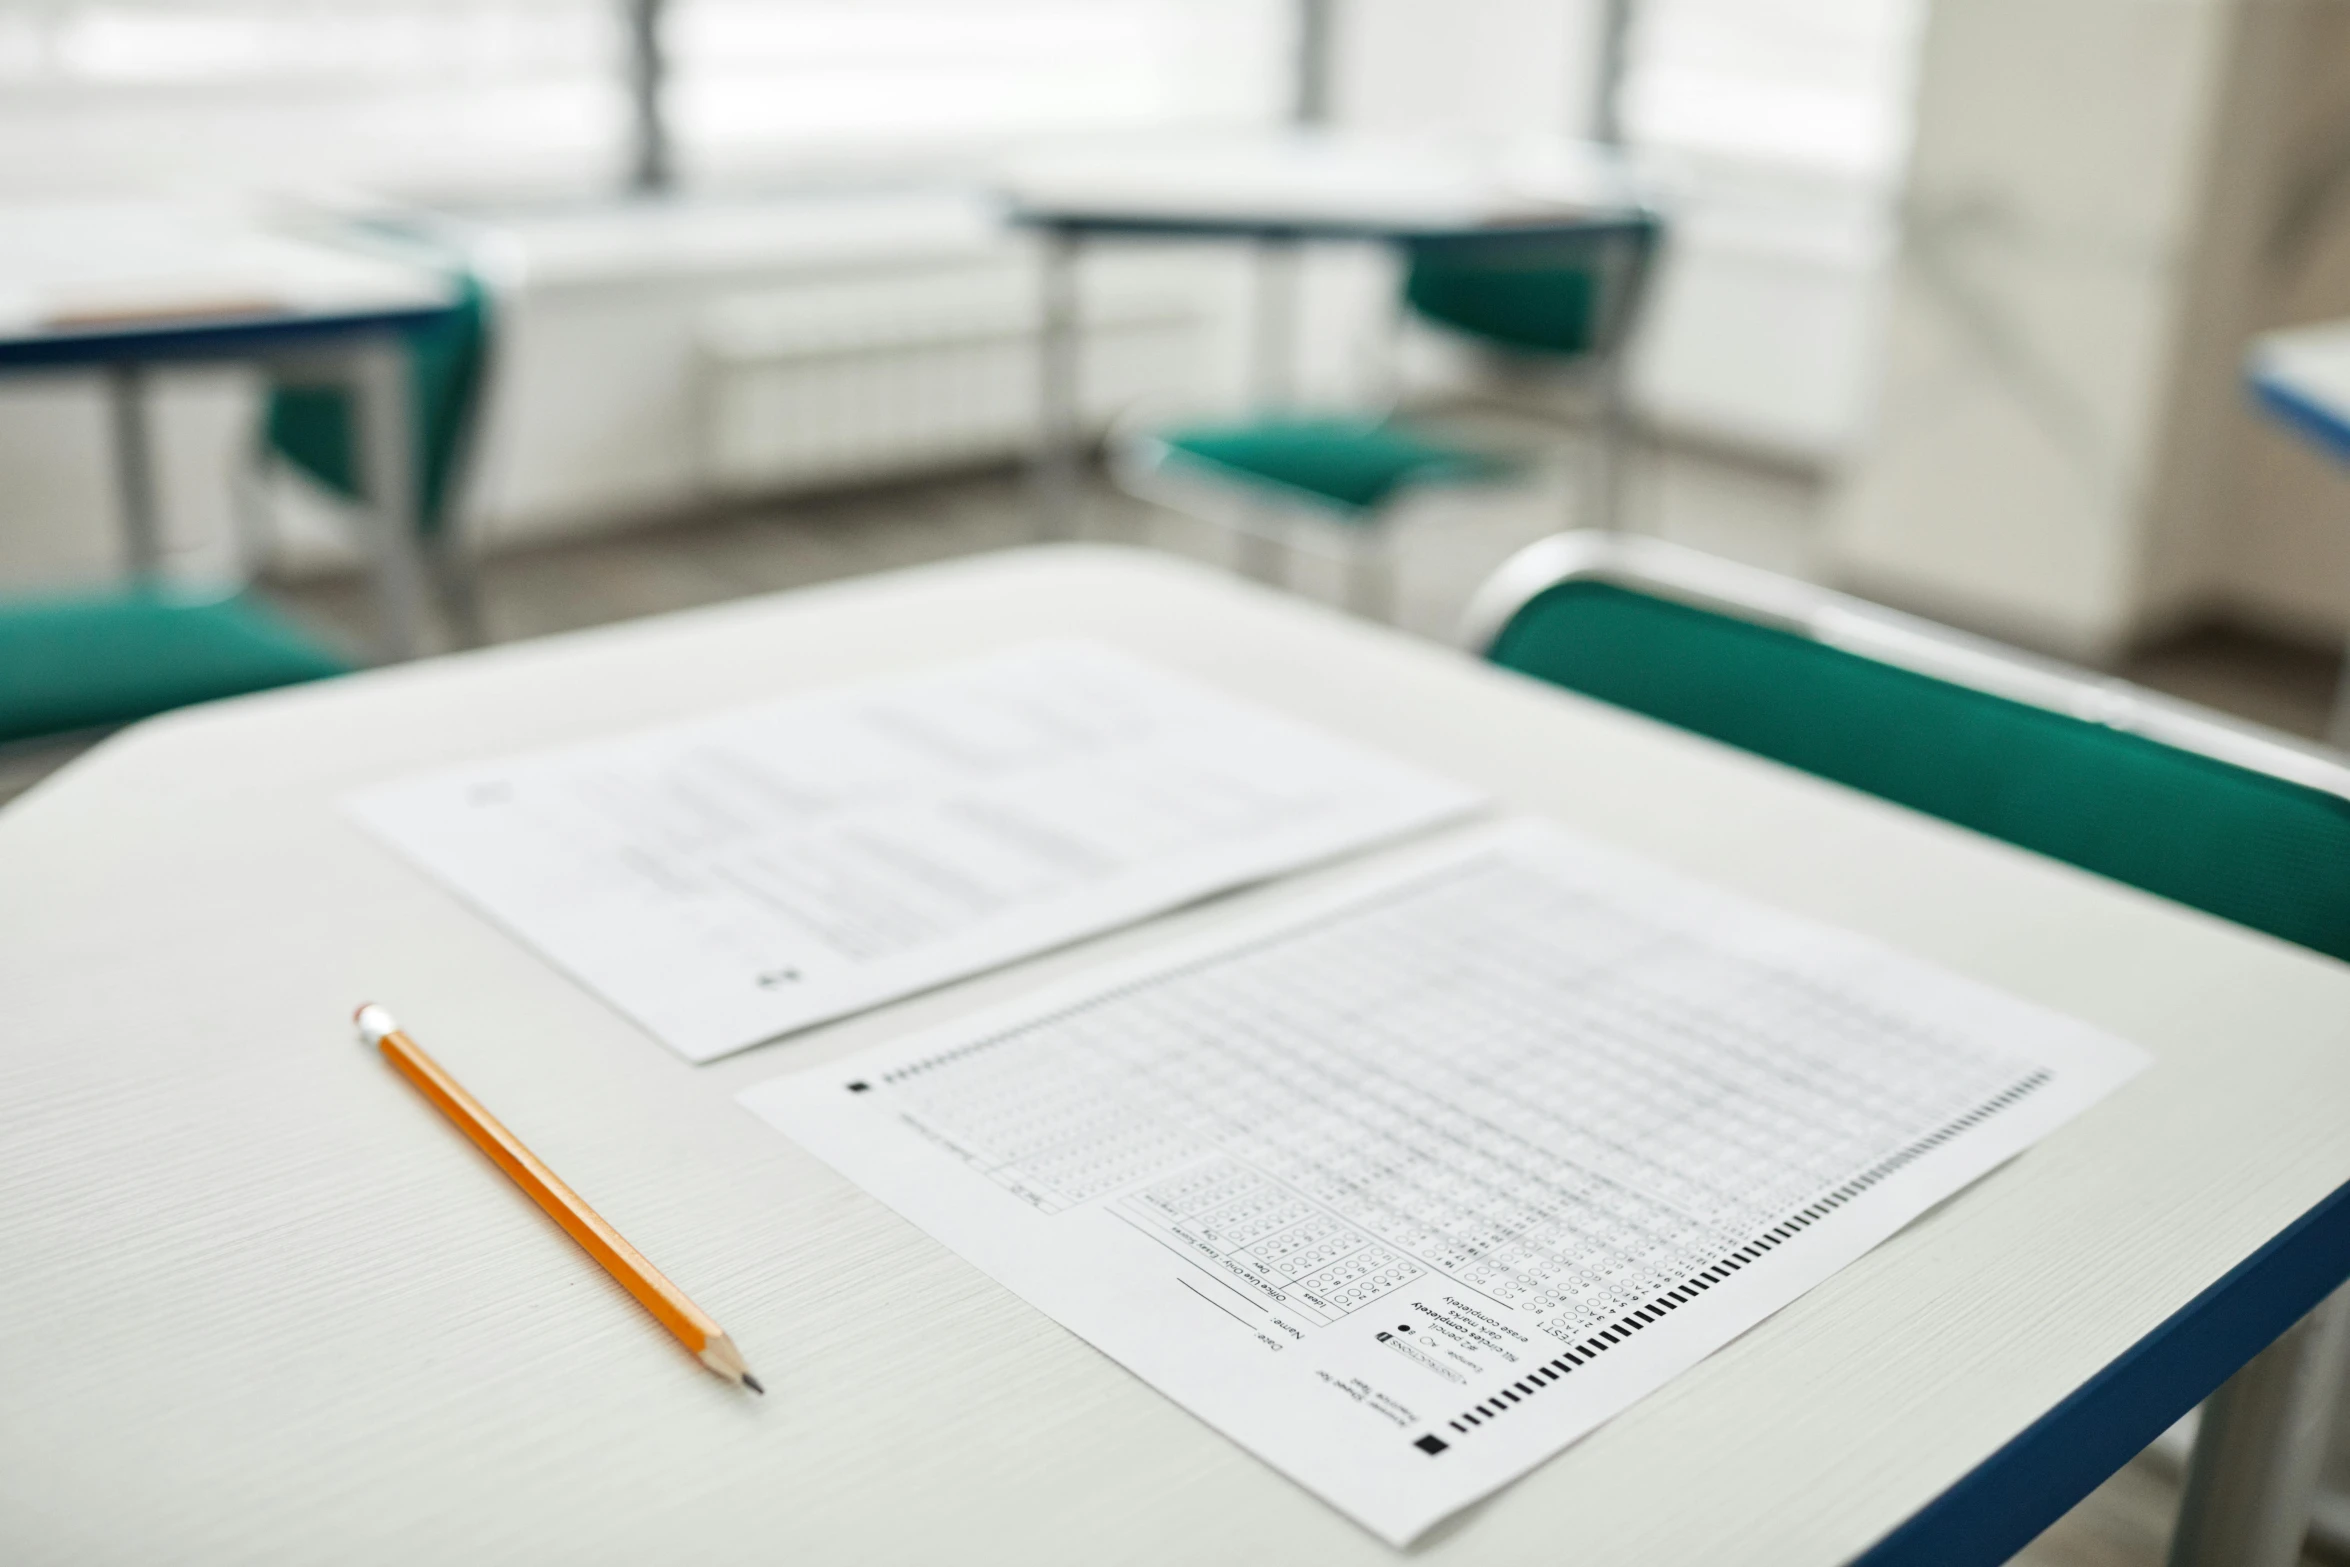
[
  {"xmin": 0, "ymin": 590, "xmax": 353, "ymax": 747},
  {"xmin": 1155, "ymin": 417, "xmax": 1510, "ymax": 516},
  {"xmin": 1488, "ymin": 579, "xmax": 2350, "ymax": 964}
]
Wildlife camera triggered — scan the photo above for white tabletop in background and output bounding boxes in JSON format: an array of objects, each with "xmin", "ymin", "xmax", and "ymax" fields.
[
  {"xmin": 1000, "ymin": 131, "xmax": 1651, "ymax": 232},
  {"xmin": 2252, "ymin": 320, "xmax": 2350, "ymax": 421},
  {"xmin": 3, "ymin": 546, "xmax": 2347, "ymax": 1565},
  {"xmin": 0, "ymin": 199, "xmax": 450, "ymax": 339}
]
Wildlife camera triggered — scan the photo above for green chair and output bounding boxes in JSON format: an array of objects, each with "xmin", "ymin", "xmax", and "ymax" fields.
[
  {"xmin": 250, "ymin": 253, "xmax": 494, "ymax": 649},
  {"xmin": 0, "ymin": 586, "xmax": 352, "ymax": 751},
  {"xmin": 1464, "ymin": 531, "xmax": 2350, "ymax": 964},
  {"xmin": 0, "ymin": 226, "xmax": 478, "ymax": 760},
  {"xmin": 1118, "ymin": 222, "xmax": 1660, "ymax": 620}
]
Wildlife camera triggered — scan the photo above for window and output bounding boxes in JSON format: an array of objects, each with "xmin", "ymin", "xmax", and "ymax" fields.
[
  {"xmin": 0, "ymin": 0, "xmax": 1293, "ymax": 200},
  {"xmin": 1620, "ymin": 0, "xmax": 1924, "ymax": 183},
  {"xmin": 670, "ymin": 1, "xmax": 1291, "ymax": 181}
]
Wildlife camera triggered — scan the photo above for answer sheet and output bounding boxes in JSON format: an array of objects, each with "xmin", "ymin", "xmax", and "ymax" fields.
[
  {"xmin": 350, "ymin": 642, "xmax": 1481, "ymax": 1061},
  {"xmin": 740, "ymin": 821, "xmax": 2148, "ymax": 1545}
]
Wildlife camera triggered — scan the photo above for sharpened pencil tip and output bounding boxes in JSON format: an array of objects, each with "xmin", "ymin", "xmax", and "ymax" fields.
[{"xmin": 742, "ymin": 1373, "xmax": 765, "ymax": 1395}]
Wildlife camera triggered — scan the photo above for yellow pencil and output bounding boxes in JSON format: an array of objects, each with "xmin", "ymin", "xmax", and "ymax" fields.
[{"xmin": 354, "ymin": 1003, "xmax": 762, "ymax": 1394}]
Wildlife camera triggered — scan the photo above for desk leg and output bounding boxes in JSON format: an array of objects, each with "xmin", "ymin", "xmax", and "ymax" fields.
[
  {"xmin": 106, "ymin": 363, "xmax": 163, "ymax": 580},
  {"xmin": 1233, "ymin": 514, "xmax": 1286, "ymax": 589},
  {"xmin": 2328, "ymin": 645, "xmax": 2350, "ymax": 750},
  {"xmin": 2169, "ymin": 1284, "xmax": 2350, "ymax": 1567},
  {"xmin": 1253, "ymin": 238, "xmax": 1302, "ymax": 408},
  {"xmin": 1233, "ymin": 239, "xmax": 1307, "ymax": 589},
  {"xmin": 1584, "ymin": 356, "xmax": 1632, "ymax": 535},
  {"xmin": 1347, "ymin": 536, "xmax": 1397, "ymax": 624},
  {"xmin": 348, "ymin": 335, "xmax": 428, "ymax": 662},
  {"xmin": 1035, "ymin": 229, "xmax": 1082, "ymax": 541}
]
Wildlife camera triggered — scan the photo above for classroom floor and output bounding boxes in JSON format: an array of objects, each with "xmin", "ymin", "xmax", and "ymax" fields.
[{"xmin": 2, "ymin": 433, "xmax": 2343, "ymax": 1564}]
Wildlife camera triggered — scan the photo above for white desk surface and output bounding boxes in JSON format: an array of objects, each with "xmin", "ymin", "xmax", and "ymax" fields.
[
  {"xmin": 1001, "ymin": 131, "xmax": 1650, "ymax": 232},
  {"xmin": 0, "ymin": 199, "xmax": 449, "ymax": 339},
  {"xmin": 4, "ymin": 546, "xmax": 2348, "ymax": 1565}
]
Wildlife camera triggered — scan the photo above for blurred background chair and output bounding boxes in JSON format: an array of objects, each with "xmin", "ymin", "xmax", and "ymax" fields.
[
  {"xmin": 1463, "ymin": 530, "xmax": 2350, "ymax": 963},
  {"xmin": 0, "ymin": 584, "xmax": 351, "ymax": 752},
  {"xmin": 1116, "ymin": 221, "xmax": 1659, "ymax": 621},
  {"xmin": 247, "ymin": 242, "xmax": 495, "ymax": 650}
]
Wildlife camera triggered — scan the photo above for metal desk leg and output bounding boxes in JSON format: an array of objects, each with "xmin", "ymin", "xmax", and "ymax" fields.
[
  {"xmin": 347, "ymin": 335, "xmax": 429, "ymax": 662},
  {"xmin": 2328, "ymin": 646, "xmax": 2350, "ymax": 750},
  {"xmin": 1252, "ymin": 237, "xmax": 1302, "ymax": 408},
  {"xmin": 2169, "ymin": 1284, "xmax": 2350, "ymax": 1567},
  {"xmin": 106, "ymin": 363, "xmax": 163, "ymax": 579},
  {"xmin": 1346, "ymin": 538, "xmax": 1397, "ymax": 624},
  {"xmin": 1584, "ymin": 233, "xmax": 1641, "ymax": 536},
  {"xmin": 1034, "ymin": 229, "xmax": 1083, "ymax": 541},
  {"xmin": 1241, "ymin": 238, "xmax": 1307, "ymax": 588},
  {"xmin": 1584, "ymin": 357, "xmax": 1632, "ymax": 535},
  {"xmin": 1234, "ymin": 515, "xmax": 1287, "ymax": 588}
]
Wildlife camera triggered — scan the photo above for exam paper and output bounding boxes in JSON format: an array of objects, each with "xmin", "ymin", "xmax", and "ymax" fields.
[
  {"xmin": 740, "ymin": 821, "xmax": 2148, "ymax": 1545},
  {"xmin": 349, "ymin": 642, "xmax": 1481, "ymax": 1062}
]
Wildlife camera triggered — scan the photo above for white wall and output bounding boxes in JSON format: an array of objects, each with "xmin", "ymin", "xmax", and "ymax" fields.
[
  {"xmin": 1825, "ymin": 0, "xmax": 2350, "ymax": 656},
  {"xmin": 463, "ymin": 197, "xmax": 1260, "ymax": 544},
  {"xmin": 1332, "ymin": 0, "xmax": 1603, "ymax": 139}
]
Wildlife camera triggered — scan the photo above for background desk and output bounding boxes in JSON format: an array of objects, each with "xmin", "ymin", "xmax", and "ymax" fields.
[
  {"xmin": 3, "ymin": 547, "xmax": 2348, "ymax": 1564},
  {"xmin": 1001, "ymin": 135, "xmax": 1655, "ymax": 538},
  {"xmin": 0, "ymin": 201, "xmax": 456, "ymax": 658}
]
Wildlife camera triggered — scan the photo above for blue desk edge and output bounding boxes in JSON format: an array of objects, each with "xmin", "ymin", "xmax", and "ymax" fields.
[
  {"xmin": 1005, "ymin": 208, "xmax": 1661, "ymax": 245},
  {"xmin": 1850, "ymin": 1172, "xmax": 2350, "ymax": 1566},
  {"xmin": 2251, "ymin": 372, "xmax": 2350, "ymax": 468},
  {"xmin": 0, "ymin": 303, "xmax": 457, "ymax": 370}
]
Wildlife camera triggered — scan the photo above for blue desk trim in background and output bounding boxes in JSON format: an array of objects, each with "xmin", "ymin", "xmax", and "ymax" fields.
[
  {"xmin": 0, "ymin": 305, "xmax": 455, "ymax": 370},
  {"xmin": 2252, "ymin": 373, "xmax": 2350, "ymax": 468},
  {"xmin": 1851, "ymin": 1175, "xmax": 2350, "ymax": 1566},
  {"xmin": 1007, "ymin": 210, "xmax": 1660, "ymax": 246}
]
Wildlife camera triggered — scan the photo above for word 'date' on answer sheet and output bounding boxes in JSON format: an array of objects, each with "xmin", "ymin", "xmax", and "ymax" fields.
[
  {"xmin": 741, "ymin": 821, "xmax": 2146, "ymax": 1544},
  {"xmin": 349, "ymin": 642, "xmax": 1481, "ymax": 1061}
]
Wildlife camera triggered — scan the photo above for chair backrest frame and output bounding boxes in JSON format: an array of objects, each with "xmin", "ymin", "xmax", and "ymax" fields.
[
  {"xmin": 1459, "ymin": 530, "xmax": 2350, "ymax": 806},
  {"xmin": 1403, "ymin": 218, "xmax": 1663, "ymax": 365}
]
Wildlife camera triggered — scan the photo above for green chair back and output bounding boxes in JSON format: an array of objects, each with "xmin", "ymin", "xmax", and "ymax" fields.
[
  {"xmin": 1403, "ymin": 225, "xmax": 1656, "ymax": 360},
  {"xmin": 1487, "ymin": 579, "xmax": 2350, "ymax": 964},
  {"xmin": 265, "ymin": 269, "xmax": 491, "ymax": 536},
  {"xmin": 0, "ymin": 589, "xmax": 352, "ymax": 747}
]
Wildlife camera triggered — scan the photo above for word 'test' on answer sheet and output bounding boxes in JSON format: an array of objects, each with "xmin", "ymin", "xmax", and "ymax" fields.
[
  {"xmin": 347, "ymin": 641, "xmax": 1483, "ymax": 1062},
  {"xmin": 739, "ymin": 821, "xmax": 2148, "ymax": 1545}
]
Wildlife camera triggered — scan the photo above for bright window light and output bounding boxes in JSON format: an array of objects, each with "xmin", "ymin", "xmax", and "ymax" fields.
[
  {"xmin": 1621, "ymin": 0, "xmax": 1926, "ymax": 182},
  {"xmin": 0, "ymin": 0, "xmax": 1291, "ymax": 198}
]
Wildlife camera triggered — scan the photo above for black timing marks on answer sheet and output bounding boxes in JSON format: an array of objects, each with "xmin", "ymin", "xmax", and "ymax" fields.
[{"xmin": 1414, "ymin": 1070, "xmax": 2051, "ymax": 1455}]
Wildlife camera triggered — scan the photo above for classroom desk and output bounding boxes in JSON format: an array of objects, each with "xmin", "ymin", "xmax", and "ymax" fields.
[
  {"xmin": 3, "ymin": 546, "xmax": 2348, "ymax": 1565},
  {"xmin": 0, "ymin": 201, "xmax": 458, "ymax": 659},
  {"xmin": 1001, "ymin": 135, "xmax": 1657, "ymax": 538},
  {"xmin": 2247, "ymin": 321, "xmax": 2350, "ymax": 743}
]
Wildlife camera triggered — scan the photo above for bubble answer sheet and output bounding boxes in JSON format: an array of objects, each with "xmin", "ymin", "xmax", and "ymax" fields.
[
  {"xmin": 349, "ymin": 641, "xmax": 1483, "ymax": 1062},
  {"xmin": 739, "ymin": 820, "xmax": 2148, "ymax": 1546}
]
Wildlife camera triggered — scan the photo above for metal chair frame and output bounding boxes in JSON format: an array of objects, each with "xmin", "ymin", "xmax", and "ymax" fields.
[
  {"xmin": 1114, "ymin": 225, "xmax": 1661, "ymax": 625},
  {"xmin": 1460, "ymin": 529, "xmax": 2350, "ymax": 804},
  {"xmin": 1461, "ymin": 529, "xmax": 2350, "ymax": 1567}
]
